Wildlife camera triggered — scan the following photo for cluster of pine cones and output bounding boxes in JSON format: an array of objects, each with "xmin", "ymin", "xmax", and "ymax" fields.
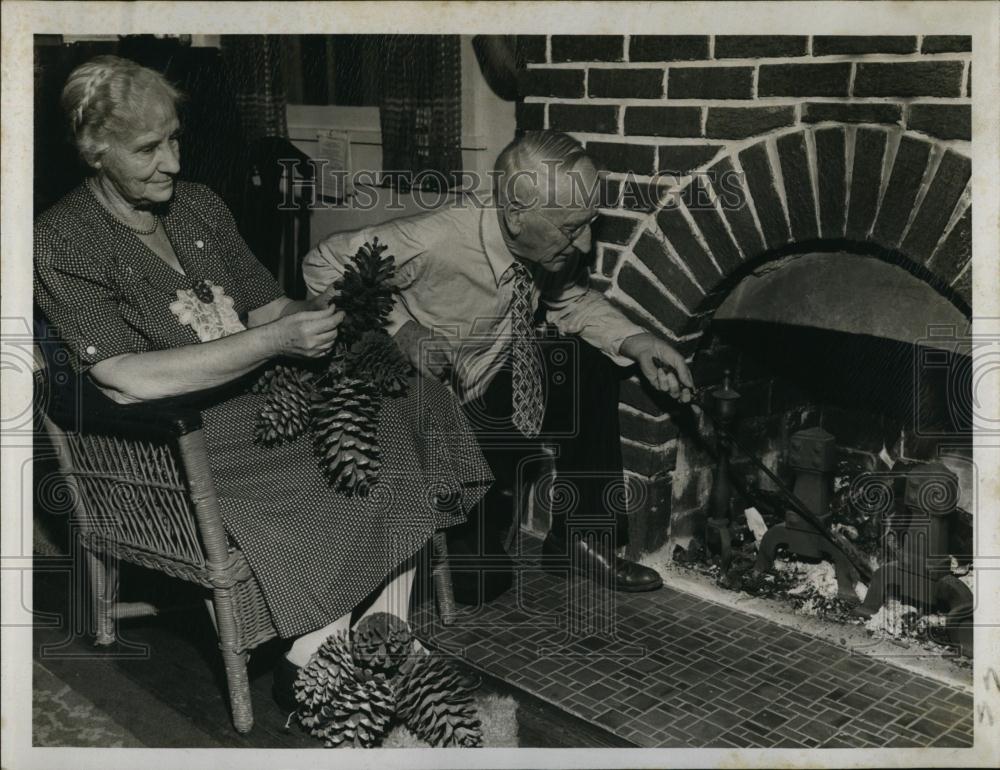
[
  {"xmin": 294, "ymin": 612, "xmax": 482, "ymax": 748},
  {"xmin": 252, "ymin": 239, "xmax": 412, "ymax": 495}
]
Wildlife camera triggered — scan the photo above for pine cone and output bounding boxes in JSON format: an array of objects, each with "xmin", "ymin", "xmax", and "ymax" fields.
[
  {"xmin": 333, "ymin": 238, "xmax": 396, "ymax": 349},
  {"xmin": 295, "ymin": 632, "xmax": 396, "ymax": 748},
  {"xmin": 344, "ymin": 330, "xmax": 412, "ymax": 396},
  {"xmin": 254, "ymin": 366, "xmax": 314, "ymax": 445},
  {"xmin": 250, "ymin": 363, "xmax": 288, "ymax": 394},
  {"xmin": 311, "ymin": 670, "xmax": 395, "ymax": 748},
  {"xmin": 396, "ymin": 655, "xmax": 483, "ymax": 747},
  {"xmin": 295, "ymin": 632, "xmax": 354, "ymax": 719},
  {"xmin": 312, "ymin": 378, "xmax": 382, "ymax": 494},
  {"xmin": 351, "ymin": 612, "xmax": 414, "ymax": 677}
]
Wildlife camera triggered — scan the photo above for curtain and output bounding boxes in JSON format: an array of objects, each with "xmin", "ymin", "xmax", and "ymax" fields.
[
  {"xmin": 221, "ymin": 35, "xmax": 288, "ymax": 141},
  {"xmin": 218, "ymin": 36, "xmax": 297, "ymax": 291},
  {"xmin": 379, "ymin": 35, "xmax": 463, "ymax": 191}
]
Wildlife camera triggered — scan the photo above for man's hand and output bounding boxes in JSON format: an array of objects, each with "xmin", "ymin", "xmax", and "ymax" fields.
[
  {"xmin": 394, "ymin": 320, "xmax": 453, "ymax": 382},
  {"xmin": 620, "ymin": 333, "xmax": 694, "ymax": 402}
]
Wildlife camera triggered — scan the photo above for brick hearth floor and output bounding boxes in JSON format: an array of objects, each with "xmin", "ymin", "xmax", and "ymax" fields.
[{"xmin": 411, "ymin": 536, "xmax": 973, "ymax": 749}]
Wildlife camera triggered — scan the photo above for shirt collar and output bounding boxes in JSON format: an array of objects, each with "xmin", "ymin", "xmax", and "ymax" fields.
[{"xmin": 479, "ymin": 201, "xmax": 517, "ymax": 285}]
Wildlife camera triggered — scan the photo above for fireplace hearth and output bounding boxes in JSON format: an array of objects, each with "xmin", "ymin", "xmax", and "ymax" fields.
[{"xmin": 648, "ymin": 222, "xmax": 978, "ymax": 657}]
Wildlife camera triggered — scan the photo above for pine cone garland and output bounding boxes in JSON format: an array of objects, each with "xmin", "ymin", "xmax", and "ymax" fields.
[
  {"xmin": 333, "ymin": 238, "xmax": 396, "ymax": 350},
  {"xmin": 254, "ymin": 366, "xmax": 314, "ymax": 445},
  {"xmin": 351, "ymin": 612, "xmax": 414, "ymax": 677},
  {"xmin": 326, "ymin": 349, "xmax": 347, "ymax": 380},
  {"xmin": 396, "ymin": 656, "xmax": 483, "ymax": 747},
  {"xmin": 344, "ymin": 331, "xmax": 412, "ymax": 396},
  {"xmin": 312, "ymin": 378, "xmax": 382, "ymax": 494},
  {"xmin": 252, "ymin": 239, "xmax": 408, "ymax": 499}
]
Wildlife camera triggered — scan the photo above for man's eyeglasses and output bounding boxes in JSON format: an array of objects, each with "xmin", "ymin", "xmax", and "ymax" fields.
[{"xmin": 533, "ymin": 209, "xmax": 599, "ymax": 248}]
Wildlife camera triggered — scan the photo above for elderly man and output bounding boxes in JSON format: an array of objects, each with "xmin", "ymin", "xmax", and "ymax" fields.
[{"xmin": 302, "ymin": 130, "xmax": 693, "ymax": 602}]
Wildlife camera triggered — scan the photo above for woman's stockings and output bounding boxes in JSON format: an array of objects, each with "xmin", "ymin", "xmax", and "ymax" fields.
[
  {"xmin": 352, "ymin": 554, "xmax": 418, "ymax": 627},
  {"xmin": 284, "ymin": 553, "xmax": 418, "ymax": 668},
  {"xmin": 286, "ymin": 611, "xmax": 352, "ymax": 667}
]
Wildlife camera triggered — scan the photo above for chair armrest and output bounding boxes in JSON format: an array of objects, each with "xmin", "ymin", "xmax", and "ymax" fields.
[
  {"xmin": 35, "ymin": 315, "xmax": 204, "ymax": 440},
  {"xmin": 88, "ymin": 392, "xmax": 204, "ymax": 438},
  {"xmin": 48, "ymin": 381, "xmax": 204, "ymax": 440}
]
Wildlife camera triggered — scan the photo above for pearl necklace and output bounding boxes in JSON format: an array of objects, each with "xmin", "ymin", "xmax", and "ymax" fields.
[
  {"xmin": 88, "ymin": 178, "xmax": 160, "ymax": 234},
  {"xmin": 125, "ymin": 216, "xmax": 160, "ymax": 236}
]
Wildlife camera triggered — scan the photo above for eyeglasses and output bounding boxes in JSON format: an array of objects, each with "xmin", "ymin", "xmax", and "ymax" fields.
[{"xmin": 532, "ymin": 209, "xmax": 599, "ymax": 248}]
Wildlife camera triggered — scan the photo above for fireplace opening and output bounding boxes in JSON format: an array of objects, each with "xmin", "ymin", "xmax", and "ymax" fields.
[{"xmin": 665, "ymin": 248, "xmax": 974, "ymax": 657}]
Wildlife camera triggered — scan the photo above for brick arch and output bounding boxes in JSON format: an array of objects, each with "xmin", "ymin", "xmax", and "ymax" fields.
[{"xmin": 605, "ymin": 124, "xmax": 972, "ymax": 347}]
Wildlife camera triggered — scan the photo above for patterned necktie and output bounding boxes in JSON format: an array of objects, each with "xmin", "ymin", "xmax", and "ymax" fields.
[{"xmin": 509, "ymin": 262, "xmax": 544, "ymax": 438}]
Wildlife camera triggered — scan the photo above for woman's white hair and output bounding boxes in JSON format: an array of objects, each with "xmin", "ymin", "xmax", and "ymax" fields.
[{"xmin": 61, "ymin": 54, "xmax": 183, "ymax": 166}]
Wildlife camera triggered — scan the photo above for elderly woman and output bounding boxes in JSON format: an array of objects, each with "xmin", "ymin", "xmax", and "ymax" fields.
[{"xmin": 33, "ymin": 55, "xmax": 492, "ymax": 710}]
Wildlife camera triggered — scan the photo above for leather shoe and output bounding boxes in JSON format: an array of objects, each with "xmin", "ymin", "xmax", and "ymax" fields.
[
  {"xmin": 272, "ymin": 653, "xmax": 300, "ymax": 714},
  {"xmin": 542, "ymin": 531, "xmax": 663, "ymax": 592}
]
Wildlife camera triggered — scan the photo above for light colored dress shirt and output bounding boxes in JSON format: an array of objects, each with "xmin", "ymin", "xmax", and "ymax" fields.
[{"xmin": 301, "ymin": 200, "xmax": 647, "ymax": 403}]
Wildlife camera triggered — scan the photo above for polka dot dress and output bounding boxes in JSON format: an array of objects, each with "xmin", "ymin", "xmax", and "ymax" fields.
[
  {"xmin": 201, "ymin": 378, "xmax": 491, "ymax": 637},
  {"xmin": 34, "ymin": 181, "xmax": 494, "ymax": 638}
]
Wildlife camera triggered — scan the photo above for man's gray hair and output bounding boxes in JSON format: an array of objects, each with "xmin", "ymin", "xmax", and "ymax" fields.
[{"xmin": 493, "ymin": 130, "xmax": 591, "ymax": 206}]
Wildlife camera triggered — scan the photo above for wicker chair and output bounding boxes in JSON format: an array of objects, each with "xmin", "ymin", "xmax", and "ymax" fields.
[{"xmin": 36, "ymin": 343, "xmax": 459, "ymax": 734}]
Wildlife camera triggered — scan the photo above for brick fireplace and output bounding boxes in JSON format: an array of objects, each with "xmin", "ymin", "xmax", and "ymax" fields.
[{"xmin": 514, "ymin": 35, "xmax": 973, "ymax": 553}]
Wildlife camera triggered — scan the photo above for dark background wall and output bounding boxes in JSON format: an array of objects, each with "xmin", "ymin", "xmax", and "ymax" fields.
[{"xmin": 34, "ymin": 37, "xmax": 249, "ymax": 217}]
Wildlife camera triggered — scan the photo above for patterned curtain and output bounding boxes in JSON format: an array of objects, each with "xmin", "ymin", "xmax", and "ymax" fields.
[
  {"xmin": 220, "ymin": 35, "xmax": 288, "ymax": 141},
  {"xmin": 379, "ymin": 35, "xmax": 463, "ymax": 191}
]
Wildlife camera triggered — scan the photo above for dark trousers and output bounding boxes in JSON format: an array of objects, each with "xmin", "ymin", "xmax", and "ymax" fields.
[{"xmin": 447, "ymin": 333, "xmax": 628, "ymax": 604}]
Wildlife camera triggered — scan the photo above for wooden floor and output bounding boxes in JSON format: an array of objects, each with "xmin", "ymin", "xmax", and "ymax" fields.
[{"xmin": 31, "ymin": 564, "xmax": 630, "ymax": 748}]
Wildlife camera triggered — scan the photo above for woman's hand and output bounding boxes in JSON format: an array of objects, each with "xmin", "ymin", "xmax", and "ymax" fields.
[
  {"xmin": 302, "ymin": 283, "xmax": 338, "ymax": 313},
  {"xmin": 251, "ymin": 284, "xmax": 341, "ymax": 328},
  {"xmin": 270, "ymin": 303, "xmax": 345, "ymax": 359}
]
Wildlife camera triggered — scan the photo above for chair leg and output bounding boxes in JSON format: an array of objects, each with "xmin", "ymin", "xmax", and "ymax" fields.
[
  {"xmin": 87, "ymin": 549, "xmax": 117, "ymax": 646},
  {"xmin": 211, "ymin": 587, "xmax": 254, "ymax": 734},
  {"xmin": 221, "ymin": 646, "xmax": 253, "ymax": 734},
  {"xmin": 431, "ymin": 531, "xmax": 457, "ymax": 626}
]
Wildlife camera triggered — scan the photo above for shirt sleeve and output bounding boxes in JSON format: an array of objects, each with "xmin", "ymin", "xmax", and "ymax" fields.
[
  {"xmin": 301, "ymin": 215, "xmax": 430, "ymax": 338},
  {"xmin": 33, "ymin": 221, "xmax": 147, "ymax": 373},
  {"xmin": 198, "ymin": 186, "xmax": 284, "ymax": 312},
  {"xmin": 539, "ymin": 255, "xmax": 648, "ymax": 366}
]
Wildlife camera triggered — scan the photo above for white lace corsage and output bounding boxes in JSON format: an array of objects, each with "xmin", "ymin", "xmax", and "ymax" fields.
[{"xmin": 169, "ymin": 279, "xmax": 246, "ymax": 342}]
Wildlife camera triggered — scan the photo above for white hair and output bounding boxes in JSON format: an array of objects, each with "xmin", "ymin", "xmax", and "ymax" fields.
[
  {"xmin": 61, "ymin": 55, "xmax": 183, "ymax": 166},
  {"xmin": 493, "ymin": 130, "xmax": 591, "ymax": 207}
]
